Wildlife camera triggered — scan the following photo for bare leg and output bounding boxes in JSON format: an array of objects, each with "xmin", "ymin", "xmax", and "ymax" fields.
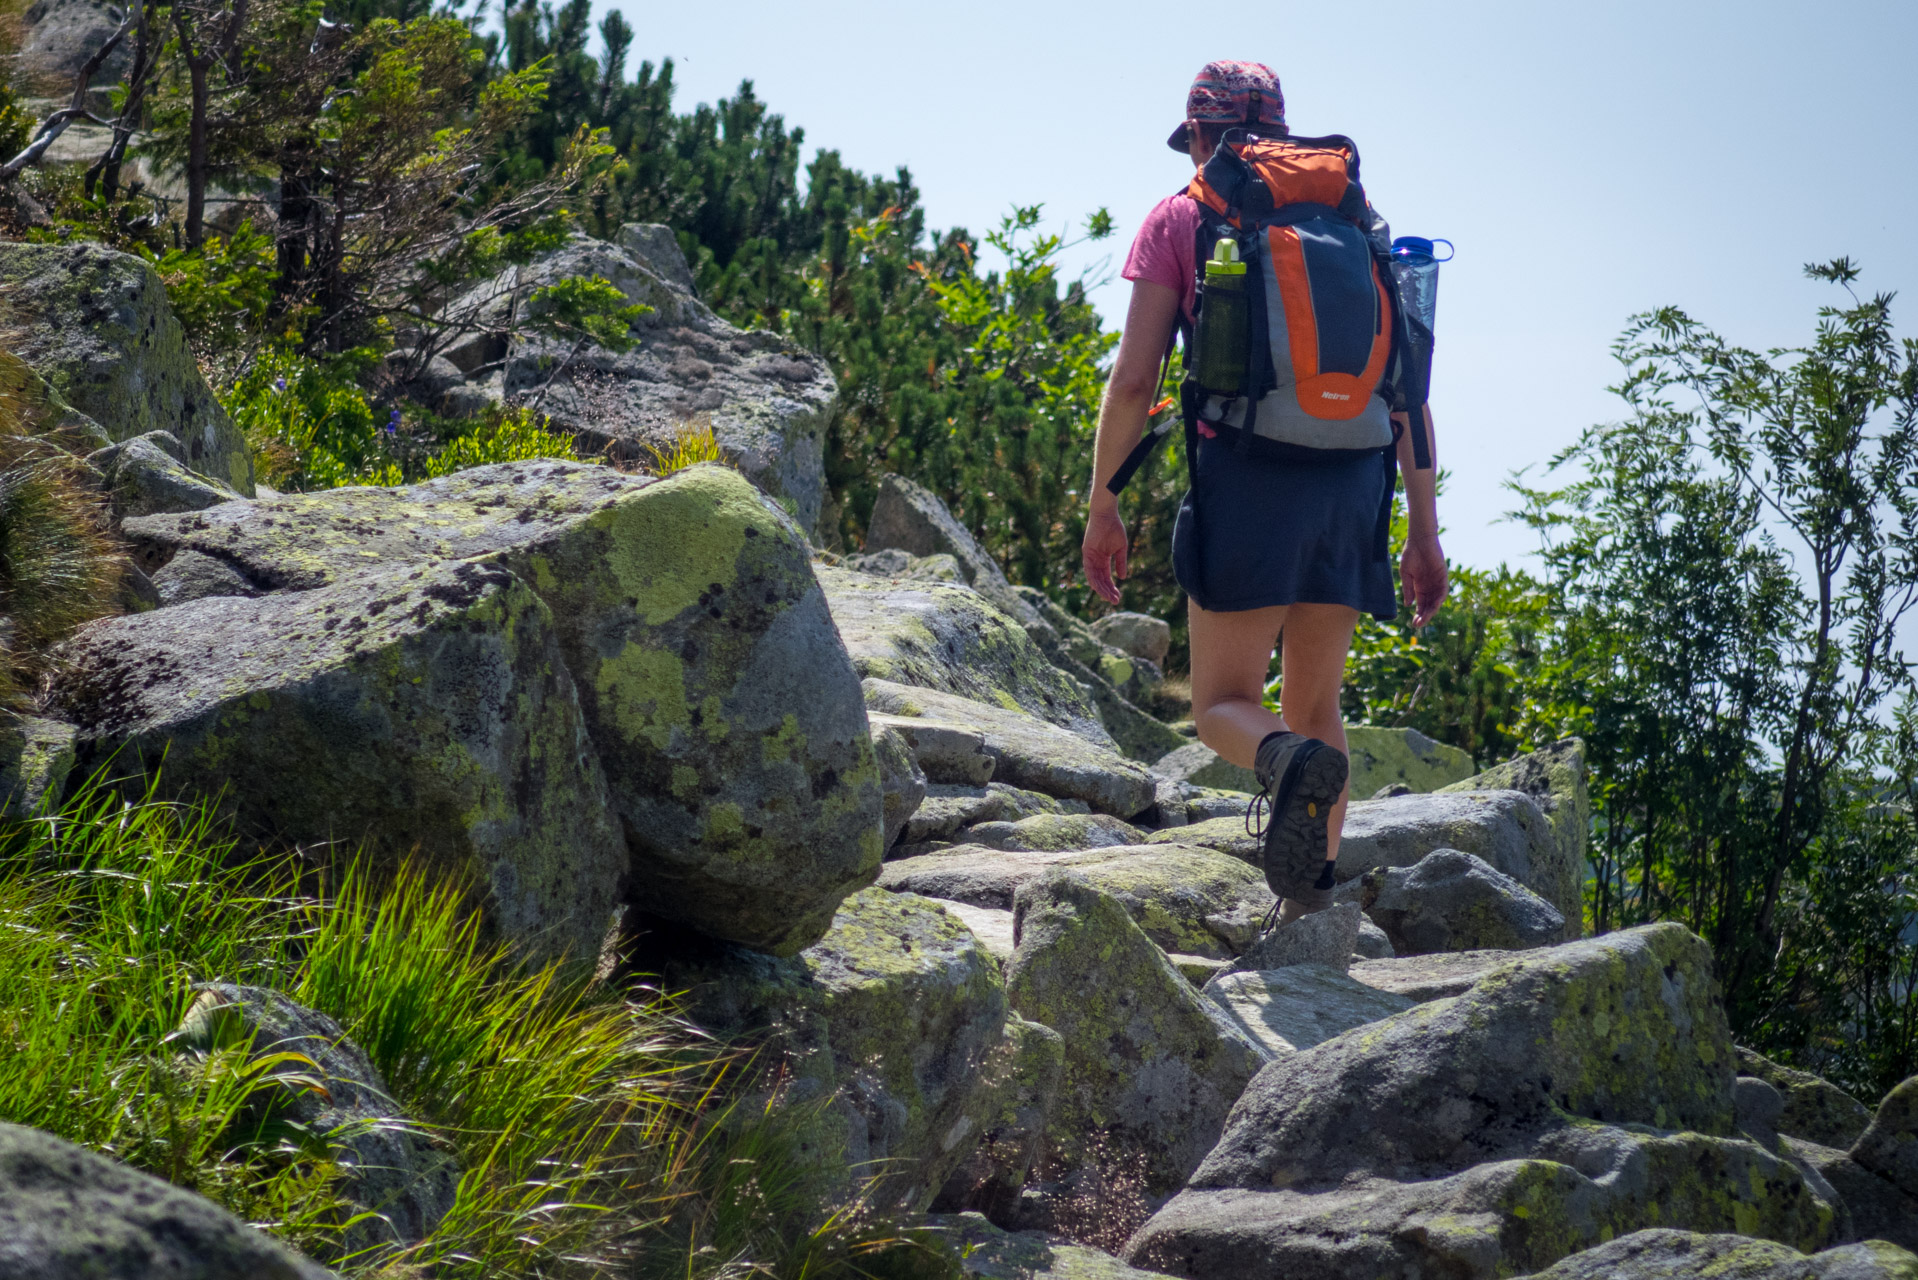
[
  {"xmin": 1187, "ymin": 599, "xmax": 1289, "ymax": 768},
  {"xmin": 1188, "ymin": 597, "xmax": 1360, "ymax": 899},
  {"xmin": 1275, "ymin": 603, "xmax": 1361, "ymax": 866}
]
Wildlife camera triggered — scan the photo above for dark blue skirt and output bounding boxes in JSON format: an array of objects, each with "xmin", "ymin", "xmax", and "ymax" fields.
[{"xmin": 1171, "ymin": 435, "xmax": 1399, "ymax": 619}]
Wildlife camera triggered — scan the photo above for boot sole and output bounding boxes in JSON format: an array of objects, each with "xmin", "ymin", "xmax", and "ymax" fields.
[{"xmin": 1261, "ymin": 741, "xmax": 1349, "ymax": 900}]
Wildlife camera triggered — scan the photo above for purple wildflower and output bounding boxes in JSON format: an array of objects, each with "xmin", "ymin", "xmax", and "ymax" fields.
[
  {"xmin": 273, "ymin": 377, "xmax": 287, "ymax": 392},
  {"xmin": 386, "ymin": 408, "xmax": 400, "ymax": 436}
]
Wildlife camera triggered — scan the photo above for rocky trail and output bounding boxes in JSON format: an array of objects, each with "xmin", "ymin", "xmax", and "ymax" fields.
[{"xmin": 0, "ymin": 223, "xmax": 1913, "ymax": 1277}]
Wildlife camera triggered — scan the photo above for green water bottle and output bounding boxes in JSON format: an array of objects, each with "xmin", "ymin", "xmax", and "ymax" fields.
[{"xmin": 1195, "ymin": 237, "xmax": 1249, "ymax": 394}]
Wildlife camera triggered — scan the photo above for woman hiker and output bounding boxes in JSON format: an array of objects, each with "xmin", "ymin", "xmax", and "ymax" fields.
[{"xmin": 1081, "ymin": 60, "xmax": 1448, "ymax": 923}]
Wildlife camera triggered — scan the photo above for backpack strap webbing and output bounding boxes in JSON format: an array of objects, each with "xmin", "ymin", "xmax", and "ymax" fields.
[{"xmin": 1104, "ymin": 321, "xmax": 1184, "ymax": 497}]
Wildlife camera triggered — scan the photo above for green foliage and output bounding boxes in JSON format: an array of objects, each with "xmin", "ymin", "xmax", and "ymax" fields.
[
  {"xmin": 136, "ymin": 221, "xmax": 282, "ymax": 354},
  {"xmin": 0, "ymin": 770, "xmax": 955, "ymax": 1278},
  {"xmin": 1339, "ymin": 562, "xmax": 1556, "ymax": 765},
  {"xmin": 641, "ymin": 422, "xmax": 728, "ymax": 477},
  {"xmin": 1514, "ymin": 262, "xmax": 1918, "ymax": 1097},
  {"xmin": 226, "ymin": 348, "xmax": 586, "ymax": 491}
]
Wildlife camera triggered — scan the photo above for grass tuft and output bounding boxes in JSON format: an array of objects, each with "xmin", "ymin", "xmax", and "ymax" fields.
[
  {"xmin": 642, "ymin": 423, "xmax": 730, "ymax": 477},
  {"xmin": 0, "ymin": 768, "xmax": 959, "ymax": 1279}
]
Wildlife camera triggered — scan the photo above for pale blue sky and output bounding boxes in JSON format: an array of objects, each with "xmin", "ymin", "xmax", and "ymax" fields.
[{"xmin": 601, "ymin": 0, "xmax": 1918, "ymax": 571}]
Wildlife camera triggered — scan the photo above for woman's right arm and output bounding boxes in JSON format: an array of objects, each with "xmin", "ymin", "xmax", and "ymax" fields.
[{"xmin": 1083, "ymin": 279, "xmax": 1182, "ymax": 605}]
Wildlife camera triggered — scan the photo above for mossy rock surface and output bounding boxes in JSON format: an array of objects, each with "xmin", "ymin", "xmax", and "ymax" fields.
[
  {"xmin": 1854, "ymin": 1075, "xmax": 1918, "ymax": 1200},
  {"xmin": 1339, "ymin": 789, "xmax": 1575, "ymax": 933},
  {"xmin": 1005, "ymin": 871, "xmax": 1262, "ymax": 1200},
  {"xmin": 865, "ymin": 679, "xmax": 1155, "ymax": 817},
  {"xmin": 1130, "ymin": 1130, "xmax": 1838, "ymax": 1280},
  {"xmin": 821, "ymin": 566, "xmax": 1108, "ymax": 745},
  {"xmin": 1442, "ymin": 738, "xmax": 1591, "ymax": 938},
  {"xmin": 863, "ymin": 473, "xmax": 1038, "ymax": 625},
  {"xmin": 958, "ymin": 812, "xmax": 1144, "ymax": 853},
  {"xmin": 639, "ymin": 888, "xmax": 1010, "ymax": 1211},
  {"xmin": 928, "ymin": 1211, "xmax": 1178, "ymax": 1279},
  {"xmin": 125, "ymin": 463, "xmax": 883, "ymax": 954},
  {"xmin": 1735, "ymin": 1047, "xmax": 1873, "ymax": 1151},
  {"xmin": 1203, "ymin": 964, "xmax": 1415, "ymax": 1060},
  {"xmin": 1125, "ymin": 924, "xmax": 1814, "ymax": 1279},
  {"xmin": 1519, "ymin": 1228, "xmax": 1918, "ymax": 1279},
  {"xmin": 0, "ymin": 714, "xmax": 76, "ymax": 818},
  {"xmin": 882, "ymin": 842, "xmax": 1272, "ymax": 960},
  {"xmin": 0, "ymin": 241, "xmax": 254, "ymax": 494},
  {"xmin": 932, "ymin": 1016, "xmax": 1065, "ymax": 1222},
  {"xmin": 0, "ymin": 1122, "xmax": 335, "ymax": 1279},
  {"xmin": 1345, "ymin": 724, "xmax": 1475, "ymax": 795},
  {"xmin": 50, "ymin": 559, "xmax": 628, "ymax": 964}
]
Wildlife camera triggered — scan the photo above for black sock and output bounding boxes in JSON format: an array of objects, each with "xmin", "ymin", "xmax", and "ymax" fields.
[{"xmin": 1315, "ymin": 860, "xmax": 1338, "ymax": 891}]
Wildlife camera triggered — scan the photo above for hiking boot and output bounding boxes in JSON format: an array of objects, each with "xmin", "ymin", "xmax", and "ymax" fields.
[{"xmin": 1250, "ymin": 731, "xmax": 1348, "ymax": 901}]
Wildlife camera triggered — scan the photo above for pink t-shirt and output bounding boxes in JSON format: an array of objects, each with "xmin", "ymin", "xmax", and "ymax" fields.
[{"xmin": 1122, "ymin": 193, "xmax": 1203, "ymax": 321}]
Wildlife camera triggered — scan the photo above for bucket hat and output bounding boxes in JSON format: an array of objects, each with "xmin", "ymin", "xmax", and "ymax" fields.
[{"xmin": 1167, "ymin": 60, "xmax": 1287, "ymax": 153}]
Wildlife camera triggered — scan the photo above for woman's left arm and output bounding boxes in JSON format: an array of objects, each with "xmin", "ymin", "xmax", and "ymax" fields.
[{"xmin": 1394, "ymin": 405, "xmax": 1448, "ymax": 627}]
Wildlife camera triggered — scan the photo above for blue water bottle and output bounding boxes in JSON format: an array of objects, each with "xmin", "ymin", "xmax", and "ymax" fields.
[{"xmin": 1390, "ymin": 236, "xmax": 1451, "ymax": 413}]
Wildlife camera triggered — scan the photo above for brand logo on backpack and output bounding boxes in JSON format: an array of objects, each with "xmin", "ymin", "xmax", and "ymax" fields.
[{"xmin": 1183, "ymin": 132, "xmax": 1404, "ymax": 455}]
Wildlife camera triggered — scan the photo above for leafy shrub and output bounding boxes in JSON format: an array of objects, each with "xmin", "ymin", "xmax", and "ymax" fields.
[{"xmin": 421, "ymin": 407, "xmax": 582, "ymax": 478}]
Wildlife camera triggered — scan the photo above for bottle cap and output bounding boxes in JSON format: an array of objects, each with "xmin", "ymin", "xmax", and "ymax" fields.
[
  {"xmin": 1207, "ymin": 239, "xmax": 1246, "ymax": 275},
  {"xmin": 1392, "ymin": 237, "xmax": 1454, "ymax": 262}
]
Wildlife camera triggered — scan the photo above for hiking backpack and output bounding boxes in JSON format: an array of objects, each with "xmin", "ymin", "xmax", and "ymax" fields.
[{"xmin": 1107, "ymin": 129, "xmax": 1431, "ymax": 500}]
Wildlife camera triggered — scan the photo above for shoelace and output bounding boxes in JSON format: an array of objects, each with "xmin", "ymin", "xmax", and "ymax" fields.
[
  {"xmin": 1243, "ymin": 788, "xmax": 1270, "ymax": 844},
  {"xmin": 1256, "ymin": 896, "xmax": 1282, "ymax": 937}
]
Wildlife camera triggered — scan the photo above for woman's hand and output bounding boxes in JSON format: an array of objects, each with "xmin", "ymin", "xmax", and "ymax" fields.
[
  {"xmin": 1401, "ymin": 534, "xmax": 1448, "ymax": 628},
  {"xmin": 1083, "ymin": 504, "xmax": 1130, "ymax": 605}
]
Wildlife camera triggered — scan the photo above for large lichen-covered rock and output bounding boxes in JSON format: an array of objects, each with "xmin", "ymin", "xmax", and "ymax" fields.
[
  {"xmin": 1738, "ymin": 1047, "xmax": 1875, "ymax": 1150},
  {"xmin": 176, "ymin": 985, "xmax": 459, "ymax": 1254},
  {"xmin": 19, "ymin": 0, "xmax": 134, "ymax": 87},
  {"xmin": 121, "ymin": 463, "xmax": 883, "ymax": 955},
  {"xmin": 1005, "ymin": 872, "xmax": 1262, "ymax": 1206},
  {"xmin": 1338, "ymin": 789, "xmax": 1577, "ymax": 934},
  {"xmin": 1151, "ymin": 742, "xmax": 1256, "ymax": 793},
  {"xmin": 1146, "ymin": 814, "xmax": 1258, "ymax": 863},
  {"xmin": 864, "ymin": 473, "xmax": 1038, "ymax": 625},
  {"xmin": 1361, "ymin": 847, "xmax": 1567, "ymax": 954},
  {"xmin": 1130, "ymin": 1131, "xmax": 1836, "ymax": 1280},
  {"xmin": 882, "ymin": 842, "xmax": 1272, "ymax": 959},
  {"xmin": 1518, "ymin": 1229, "xmax": 1918, "ymax": 1280},
  {"xmin": 1125, "ymin": 924, "xmax": 1817, "ymax": 1280},
  {"xmin": 1015, "ymin": 588, "xmax": 1184, "ymax": 763},
  {"xmin": 958, "ymin": 812, "xmax": 1144, "ymax": 852},
  {"xmin": 1441, "ymin": 738, "xmax": 1590, "ymax": 938},
  {"xmin": 872, "ymin": 718, "xmax": 927, "ymax": 851},
  {"xmin": 444, "ymin": 229, "xmax": 836, "ymax": 533},
  {"xmin": 0, "ymin": 1121, "xmax": 335, "ymax": 1278},
  {"xmin": 636, "ymin": 888, "xmax": 1009, "ymax": 1211},
  {"xmin": 1854, "ymin": 1075, "xmax": 1918, "ymax": 1199},
  {"xmin": 1348, "ymin": 949, "xmax": 1518, "ymax": 1002},
  {"xmin": 88, "ymin": 430, "xmax": 241, "ymax": 522},
  {"xmin": 821, "ymin": 567, "xmax": 1109, "ymax": 745},
  {"xmin": 865, "ymin": 679, "xmax": 1155, "ymax": 817},
  {"xmin": 1203, "ymin": 964, "xmax": 1415, "ymax": 1060},
  {"xmin": 1790, "ymin": 1138, "xmax": 1918, "ymax": 1251},
  {"xmin": 0, "ymin": 713, "xmax": 76, "ymax": 817},
  {"xmin": 49, "ymin": 559, "xmax": 627, "ymax": 964},
  {"xmin": 932, "ymin": 1016, "xmax": 1066, "ymax": 1224},
  {"xmin": 1345, "ymin": 724, "xmax": 1475, "ymax": 794},
  {"xmin": 928, "ymin": 1211, "xmax": 1180, "ymax": 1280},
  {"xmin": 1091, "ymin": 613, "xmax": 1171, "ymax": 667},
  {"xmin": 0, "ymin": 241, "xmax": 255, "ymax": 494}
]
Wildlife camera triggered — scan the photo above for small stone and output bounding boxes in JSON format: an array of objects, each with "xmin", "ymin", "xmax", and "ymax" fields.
[
  {"xmin": 872, "ymin": 719, "xmax": 928, "ymax": 851},
  {"xmin": 1223, "ymin": 902, "xmax": 1362, "ymax": 975},
  {"xmin": 1361, "ymin": 847, "xmax": 1567, "ymax": 954},
  {"xmin": 1355, "ymin": 918, "xmax": 1394, "ymax": 958},
  {"xmin": 958, "ymin": 813, "xmax": 1145, "ymax": 852},
  {"xmin": 870, "ymin": 714, "xmax": 997, "ymax": 787},
  {"xmin": 1736, "ymin": 1075, "xmax": 1786, "ymax": 1151},
  {"xmin": 1736, "ymin": 1046, "xmax": 1874, "ymax": 1150},
  {"xmin": 1090, "ymin": 612, "xmax": 1171, "ymax": 666}
]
